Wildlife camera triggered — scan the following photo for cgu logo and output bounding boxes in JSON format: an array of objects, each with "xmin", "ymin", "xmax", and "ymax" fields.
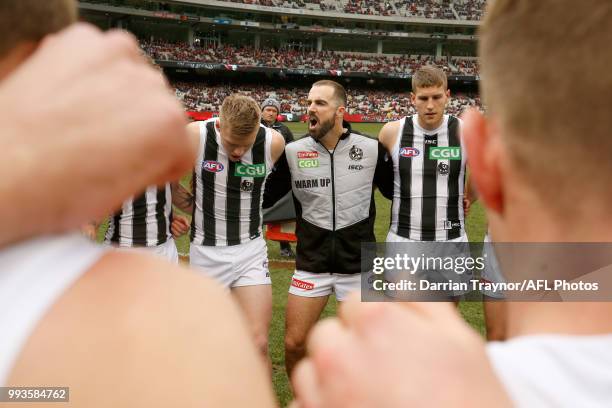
[
  {"xmin": 298, "ymin": 159, "xmax": 319, "ymax": 168},
  {"xmin": 235, "ymin": 163, "xmax": 266, "ymax": 178},
  {"xmin": 202, "ymin": 160, "xmax": 224, "ymax": 172},
  {"xmin": 400, "ymin": 147, "xmax": 420, "ymax": 158},
  {"xmin": 429, "ymin": 147, "xmax": 461, "ymax": 160}
]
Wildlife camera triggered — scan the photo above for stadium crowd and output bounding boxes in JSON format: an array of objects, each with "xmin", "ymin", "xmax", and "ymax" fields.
[
  {"xmin": 395, "ymin": 0, "xmax": 454, "ymax": 19},
  {"xmin": 83, "ymin": 0, "xmax": 485, "ymax": 19},
  {"xmin": 343, "ymin": 0, "xmax": 395, "ymax": 16},
  {"xmin": 276, "ymin": 0, "xmax": 339, "ymax": 12},
  {"xmin": 218, "ymin": 0, "xmax": 485, "ymax": 20},
  {"xmin": 451, "ymin": 57, "xmax": 478, "ymax": 75},
  {"xmin": 453, "ymin": 0, "xmax": 486, "ymax": 20},
  {"xmin": 173, "ymin": 81, "xmax": 482, "ymax": 122},
  {"xmin": 141, "ymin": 40, "xmax": 480, "ymax": 76}
]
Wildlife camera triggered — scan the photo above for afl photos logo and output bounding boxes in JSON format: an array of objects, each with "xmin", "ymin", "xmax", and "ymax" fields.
[
  {"xmin": 202, "ymin": 160, "xmax": 224, "ymax": 172},
  {"xmin": 400, "ymin": 147, "xmax": 420, "ymax": 158}
]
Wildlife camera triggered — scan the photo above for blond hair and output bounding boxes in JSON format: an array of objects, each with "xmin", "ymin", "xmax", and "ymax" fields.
[
  {"xmin": 0, "ymin": 0, "xmax": 77, "ymax": 57},
  {"xmin": 480, "ymin": 0, "xmax": 612, "ymax": 206},
  {"xmin": 219, "ymin": 94, "xmax": 261, "ymax": 137},
  {"xmin": 411, "ymin": 66, "xmax": 447, "ymax": 92}
]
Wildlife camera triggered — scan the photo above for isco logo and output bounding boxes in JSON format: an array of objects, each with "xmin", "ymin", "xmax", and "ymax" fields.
[
  {"xmin": 202, "ymin": 160, "xmax": 224, "ymax": 172},
  {"xmin": 400, "ymin": 147, "xmax": 420, "ymax": 158}
]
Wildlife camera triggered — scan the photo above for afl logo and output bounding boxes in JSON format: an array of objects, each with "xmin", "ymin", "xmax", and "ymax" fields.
[
  {"xmin": 400, "ymin": 147, "xmax": 420, "ymax": 158},
  {"xmin": 202, "ymin": 160, "xmax": 224, "ymax": 173}
]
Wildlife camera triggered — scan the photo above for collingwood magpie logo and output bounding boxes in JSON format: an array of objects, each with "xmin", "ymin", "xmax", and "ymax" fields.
[
  {"xmin": 241, "ymin": 179, "xmax": 254, "ymax": 192},
  {"xmin": 349, "ymin": 145, "xmax": 363, "ymax": 161},
  {"xmin": 438, "ymin": 162, "xmax": 450, "ymax": 175}
]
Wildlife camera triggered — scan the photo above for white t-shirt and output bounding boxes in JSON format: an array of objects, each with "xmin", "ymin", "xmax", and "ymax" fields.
[
  {"xmin": 0, "ymin": 234, "xmax": 104, "ymax": 385},
  {"xmin": 487, "ymin": 335, "xmax": 612, "ymax": 407}
]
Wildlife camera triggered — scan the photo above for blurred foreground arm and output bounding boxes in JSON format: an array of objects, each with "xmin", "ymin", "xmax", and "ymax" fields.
[
  {"xmin": 0, "ymin": 23, "xmax": 194, "ymax": 247},
  {"xmin": 292, "ymin": 297, "xmax": 512, "ymax": 408}
]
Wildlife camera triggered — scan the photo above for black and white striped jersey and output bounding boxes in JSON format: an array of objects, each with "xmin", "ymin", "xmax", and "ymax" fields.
[
  {"xmin": 104, "ymin": 184, "xmax": 172, "ymax": 247},
  {"xmin": 191, "ymin": 119, "xmax": 274, "ymax": 246},
  {"xmin": 389, "ymin": 114, "xmax": 467, "ymax": 241}
]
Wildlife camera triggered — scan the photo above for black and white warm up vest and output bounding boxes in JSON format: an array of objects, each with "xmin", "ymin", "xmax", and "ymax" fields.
[
  {"xmin": 389, "ymin": 114, "xmax": 467, "ymax": 241},
  {"xmin": 191, "ymin": 119, "xmax": 274, "ymax": 246},
  {"xmin": 264, "ymin": 122, "xmax": 393, "ymax": 274}
]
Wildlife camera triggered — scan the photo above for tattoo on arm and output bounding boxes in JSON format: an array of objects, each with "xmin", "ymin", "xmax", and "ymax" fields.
[{"xmin": 172, "ymin": 182, "xmax": 194, "ymax": 214}]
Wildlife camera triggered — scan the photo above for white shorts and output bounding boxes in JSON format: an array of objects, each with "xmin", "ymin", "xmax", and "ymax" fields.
[
  {"xmin": 481, "ymin": 234, "xmax": 506, "ymax": 299},
  {"xmin": 289, "ymin": 270, "xmax": 360, "ymax": 302},
  {"xmin": 107, "ymin": 238, "xmax": 179, "ymax": 264},
  {"xmin": 384, "ymin": 230, "xmax": 473, "ymax": 298},
  {"xmin": 189, "ymin": 237, "xmax": 271, "ymax": 289}
]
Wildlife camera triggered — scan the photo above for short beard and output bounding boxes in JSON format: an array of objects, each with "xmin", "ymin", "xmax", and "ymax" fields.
[{"xmin": 309, "ymin": 116, "xmax": 335, "ymax": 141}]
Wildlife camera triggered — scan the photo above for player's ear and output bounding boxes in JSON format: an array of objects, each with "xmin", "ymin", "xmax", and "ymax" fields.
[
  {"xmin": 462, "ymin": 108, "xmax": 504, "ymax": 215},
  {"xmin": 410, "ymin": 92, "xmax": 416, "ymax": 105}
]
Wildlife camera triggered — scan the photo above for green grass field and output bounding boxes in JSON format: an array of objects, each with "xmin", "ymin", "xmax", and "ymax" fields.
[{"xmin": 104, "ymin": 121, "xmax": 488, "ymax": 406}]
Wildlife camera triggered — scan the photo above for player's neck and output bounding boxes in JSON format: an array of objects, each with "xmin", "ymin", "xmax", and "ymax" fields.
[
  {"xmin": 493, "ymin": 204, "xmax": 612, "ymax": 339},
  {"xmin": 490, "ymin": 189, "xmax": 612, "ymax": 242},
  {"xmin": 320, "ymin": 125, "xmax": 344, "ymax": 151},
  {"xmin": 506, "ymin": 303, "xmax": 612, "ymax": 338},
  {"xmin": 416, "ymin": 116, "xmax": 444, "ymax": 132}
]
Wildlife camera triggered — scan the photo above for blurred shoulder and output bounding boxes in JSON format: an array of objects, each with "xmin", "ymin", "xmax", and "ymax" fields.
[{"xmin": 7, "ymin": 251, "xmax": 276, "ymax": 407}]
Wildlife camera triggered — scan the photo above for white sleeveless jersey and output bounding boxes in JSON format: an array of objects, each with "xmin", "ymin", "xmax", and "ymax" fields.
[
  {"xmin": 0, "ymin": 234, "xmax": 105, "ymax": 385},
  {"xmin": 191, "ymin": 119, "xmax": 274, "ymax": 246},
  {"xmin": 488, "ymin": 335, "xmax": 612, "ymax": 406}
]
